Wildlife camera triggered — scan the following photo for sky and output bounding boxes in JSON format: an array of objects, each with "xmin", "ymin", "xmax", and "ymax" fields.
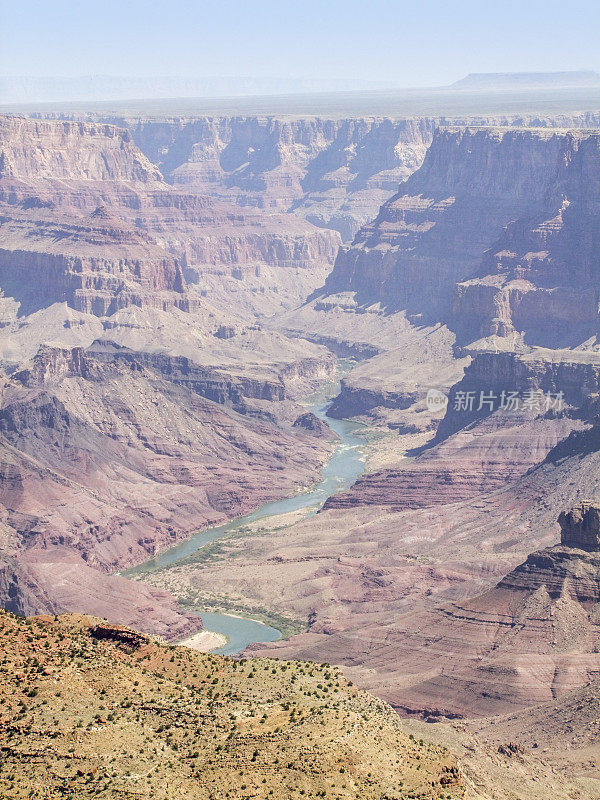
[{"xmin": 1, "ymin": 0, "xmax": 600, "ymax": 87}]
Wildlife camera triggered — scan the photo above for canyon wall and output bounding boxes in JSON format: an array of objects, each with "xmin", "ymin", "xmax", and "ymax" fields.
[
  {"xmin": 311, "ymin": 126, "xmax": 600, "ymax": 350},
  {"xmin": 0, "ymin": 115, "xmax": 163, "ymax": 183},
  {"xmin": 453, "ymin": 131, "xmax": 600, "ymax": 346},
  {"xmin": 0, "ymin": 207, "xmax": 189, "ymax": 316},
  {"xmin": 0, "ymin": 115, "xmax": 340, "ymax": 317},
  {"xmin": 39, "ymin": 111, "xmax": 600, "ymax": 244},
  {"xmin": 99, "ymin": 116, "xmax": 439, "ymax": 241},
  {"xmin": 322, "ymin": 128, "xmax": 579, "ymax": 318}
]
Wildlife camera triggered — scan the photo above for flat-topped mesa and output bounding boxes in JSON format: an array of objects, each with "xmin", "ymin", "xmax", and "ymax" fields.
[{"xmin": 558, "ymin": 502, "xmax": 600, "ymax": 550}]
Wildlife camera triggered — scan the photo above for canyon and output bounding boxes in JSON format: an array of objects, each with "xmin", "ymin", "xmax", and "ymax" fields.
[
  {"xmin": 114, "ymin": 113, "xmax": 600, "ymax": 795},
  {"xmin": 3, "ymin": 100, "xmax": 600, "ymax": 797},
  {"xmin": 0, "ymin": 115, "xmax": 342, "ymax": 637}
]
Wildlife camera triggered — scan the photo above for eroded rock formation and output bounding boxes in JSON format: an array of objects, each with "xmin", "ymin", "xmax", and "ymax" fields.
[
  {"xmin": 558, "ymin": 501, "xmax": 600, "ymax": 550},
  {"xmin": 0, "ymin": 115, "xmax": 341, "ymax": 317},
  {"xmin": 92, "ymin": 115, "xmax": 439, "ymax": 241},
  {"xmin": 453, "ymin": 131, "xmax": 600, "ymax": 347},
  {"xmin": 0, "ymin": 342, "xmax": 336, "ymax": 635},
  {"xmin": 321, "ymin": 127, "xmax": 594, "ymax": 320},
  {"xmin": 55, "ymin": 110, "xmax": 600, "ymax": 244}
]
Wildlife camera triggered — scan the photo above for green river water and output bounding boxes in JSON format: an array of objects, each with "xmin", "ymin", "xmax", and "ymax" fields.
[{"xmin": 126, "ymin": 373, "xmax": 367, "ymax": 655}]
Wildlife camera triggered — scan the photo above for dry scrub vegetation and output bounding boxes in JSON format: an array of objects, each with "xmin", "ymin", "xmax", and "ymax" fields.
[{"xmin": 0, "ymin": 610, "xmax": 463, "ymax": 800}]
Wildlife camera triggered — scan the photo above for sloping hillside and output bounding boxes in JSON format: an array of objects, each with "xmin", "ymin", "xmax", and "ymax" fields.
[{"xmin": 0, "ymin": 610, "xmax": 463, "ymax": 800}]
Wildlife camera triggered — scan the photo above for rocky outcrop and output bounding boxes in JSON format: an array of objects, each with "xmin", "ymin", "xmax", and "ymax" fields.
[
  {"xmin": 88, "ymin": 341, "xmax": 328, "ymax": 405},
  {"xmin": 88, "ymin": 623, "xmax": 153, "ymax": 649},
  {"xmin": 436, "ymin": 347, "xmax": 600, "ymax": 441},
  {"xmin": 0, "ymin": 117, "xmax": 191, "ymax": 315},
  {"xmin": 0, "ymin": 206, "xmax": 190, "ymax": 316},
  {"xmin": 558, "ymin": 502, "xmax": 600, "ymax": 550},
  {"xmin": 292, "ymin": 411, "xmax": 333, "ymax": 437},
  {"xmin": 12, "ymin": 343, "xmax": 93, "ymax": 385},
  {"xmin": 0, "ymin": 115, "xmax": 162, "ymax": 183}
]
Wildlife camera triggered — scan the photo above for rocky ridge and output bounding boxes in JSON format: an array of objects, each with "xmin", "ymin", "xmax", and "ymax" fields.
[{"xmin": 0, "ymin": 610, "xmax": 464, "ymax": 800}]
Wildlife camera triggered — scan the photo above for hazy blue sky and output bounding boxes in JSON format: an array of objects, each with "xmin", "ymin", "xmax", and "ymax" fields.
[{"xmin": 1, "ymin": 0, "xmax": 599, "ymax": 87}]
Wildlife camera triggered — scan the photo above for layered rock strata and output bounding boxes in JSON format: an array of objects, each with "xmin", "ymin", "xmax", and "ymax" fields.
[
  {"xmin": 322, "ymin": 127, "xmax": 593, "ymax": 319},
  {"xmin": 90, "ymin": 116, "xmax": 440, "ymax": 241},
  {"xmin": 47, "ymin": 111, "xmax": 600, "ymax": 243},
  {"xmin": 453, "ymin": 131, "xmax": 600, "ymax": 347},
  {"xmin": 0, "ymin": 115, "xmax": 340, "ymax": 317},
  {"xmin": 0, "ymin": 342, "xmax": 335, "ymax": 636},
  {"xmin": 375, "ymin": 504, "xmax": 600, "ymax": 717}
]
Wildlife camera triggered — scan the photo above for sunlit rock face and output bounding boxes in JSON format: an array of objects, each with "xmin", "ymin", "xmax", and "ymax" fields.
[
  {"xmin": 559, "ymin": 502, "xmax": 600, "ymax": 551},
  {"xmin": 317, "ymin": 126, "xmax": 600, "ymax": 350}
]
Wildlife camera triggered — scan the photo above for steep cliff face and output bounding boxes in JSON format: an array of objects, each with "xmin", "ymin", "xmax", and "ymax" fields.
[
  {"xmin": 100, "ymin": 112, "xmax": 600, "ymax": 245},
  {"xmin": 322, "ymin": 127, "xmax": 583, "ymax": 319},
  {"xmin": 0, "ymin": 115, "xmax": 341, "ymax": 317},
  {"xmin": 112, "ymin": 116, "xmax": 439, "ymax": 241},
  {"xmin": 0, "ymin": 116, "xmax": 163, "ymax": 183},
  {"xmin": 15, "ymin": 114, "xmax": 600, "ymax": 321},
  {"xmin": 436, "ymin": 348, "xmax": 600, "ymax": 440},
  {"xmin": 451, "ymin": 131, "xmax": 600, "ymax": 346},
  {"xmin": 0, "ymin": 205, "xmax": 189, "ymax": 316},
  {"xmin": 0, "ymin": 116, "xmax": 191, "ymax": 315}
]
